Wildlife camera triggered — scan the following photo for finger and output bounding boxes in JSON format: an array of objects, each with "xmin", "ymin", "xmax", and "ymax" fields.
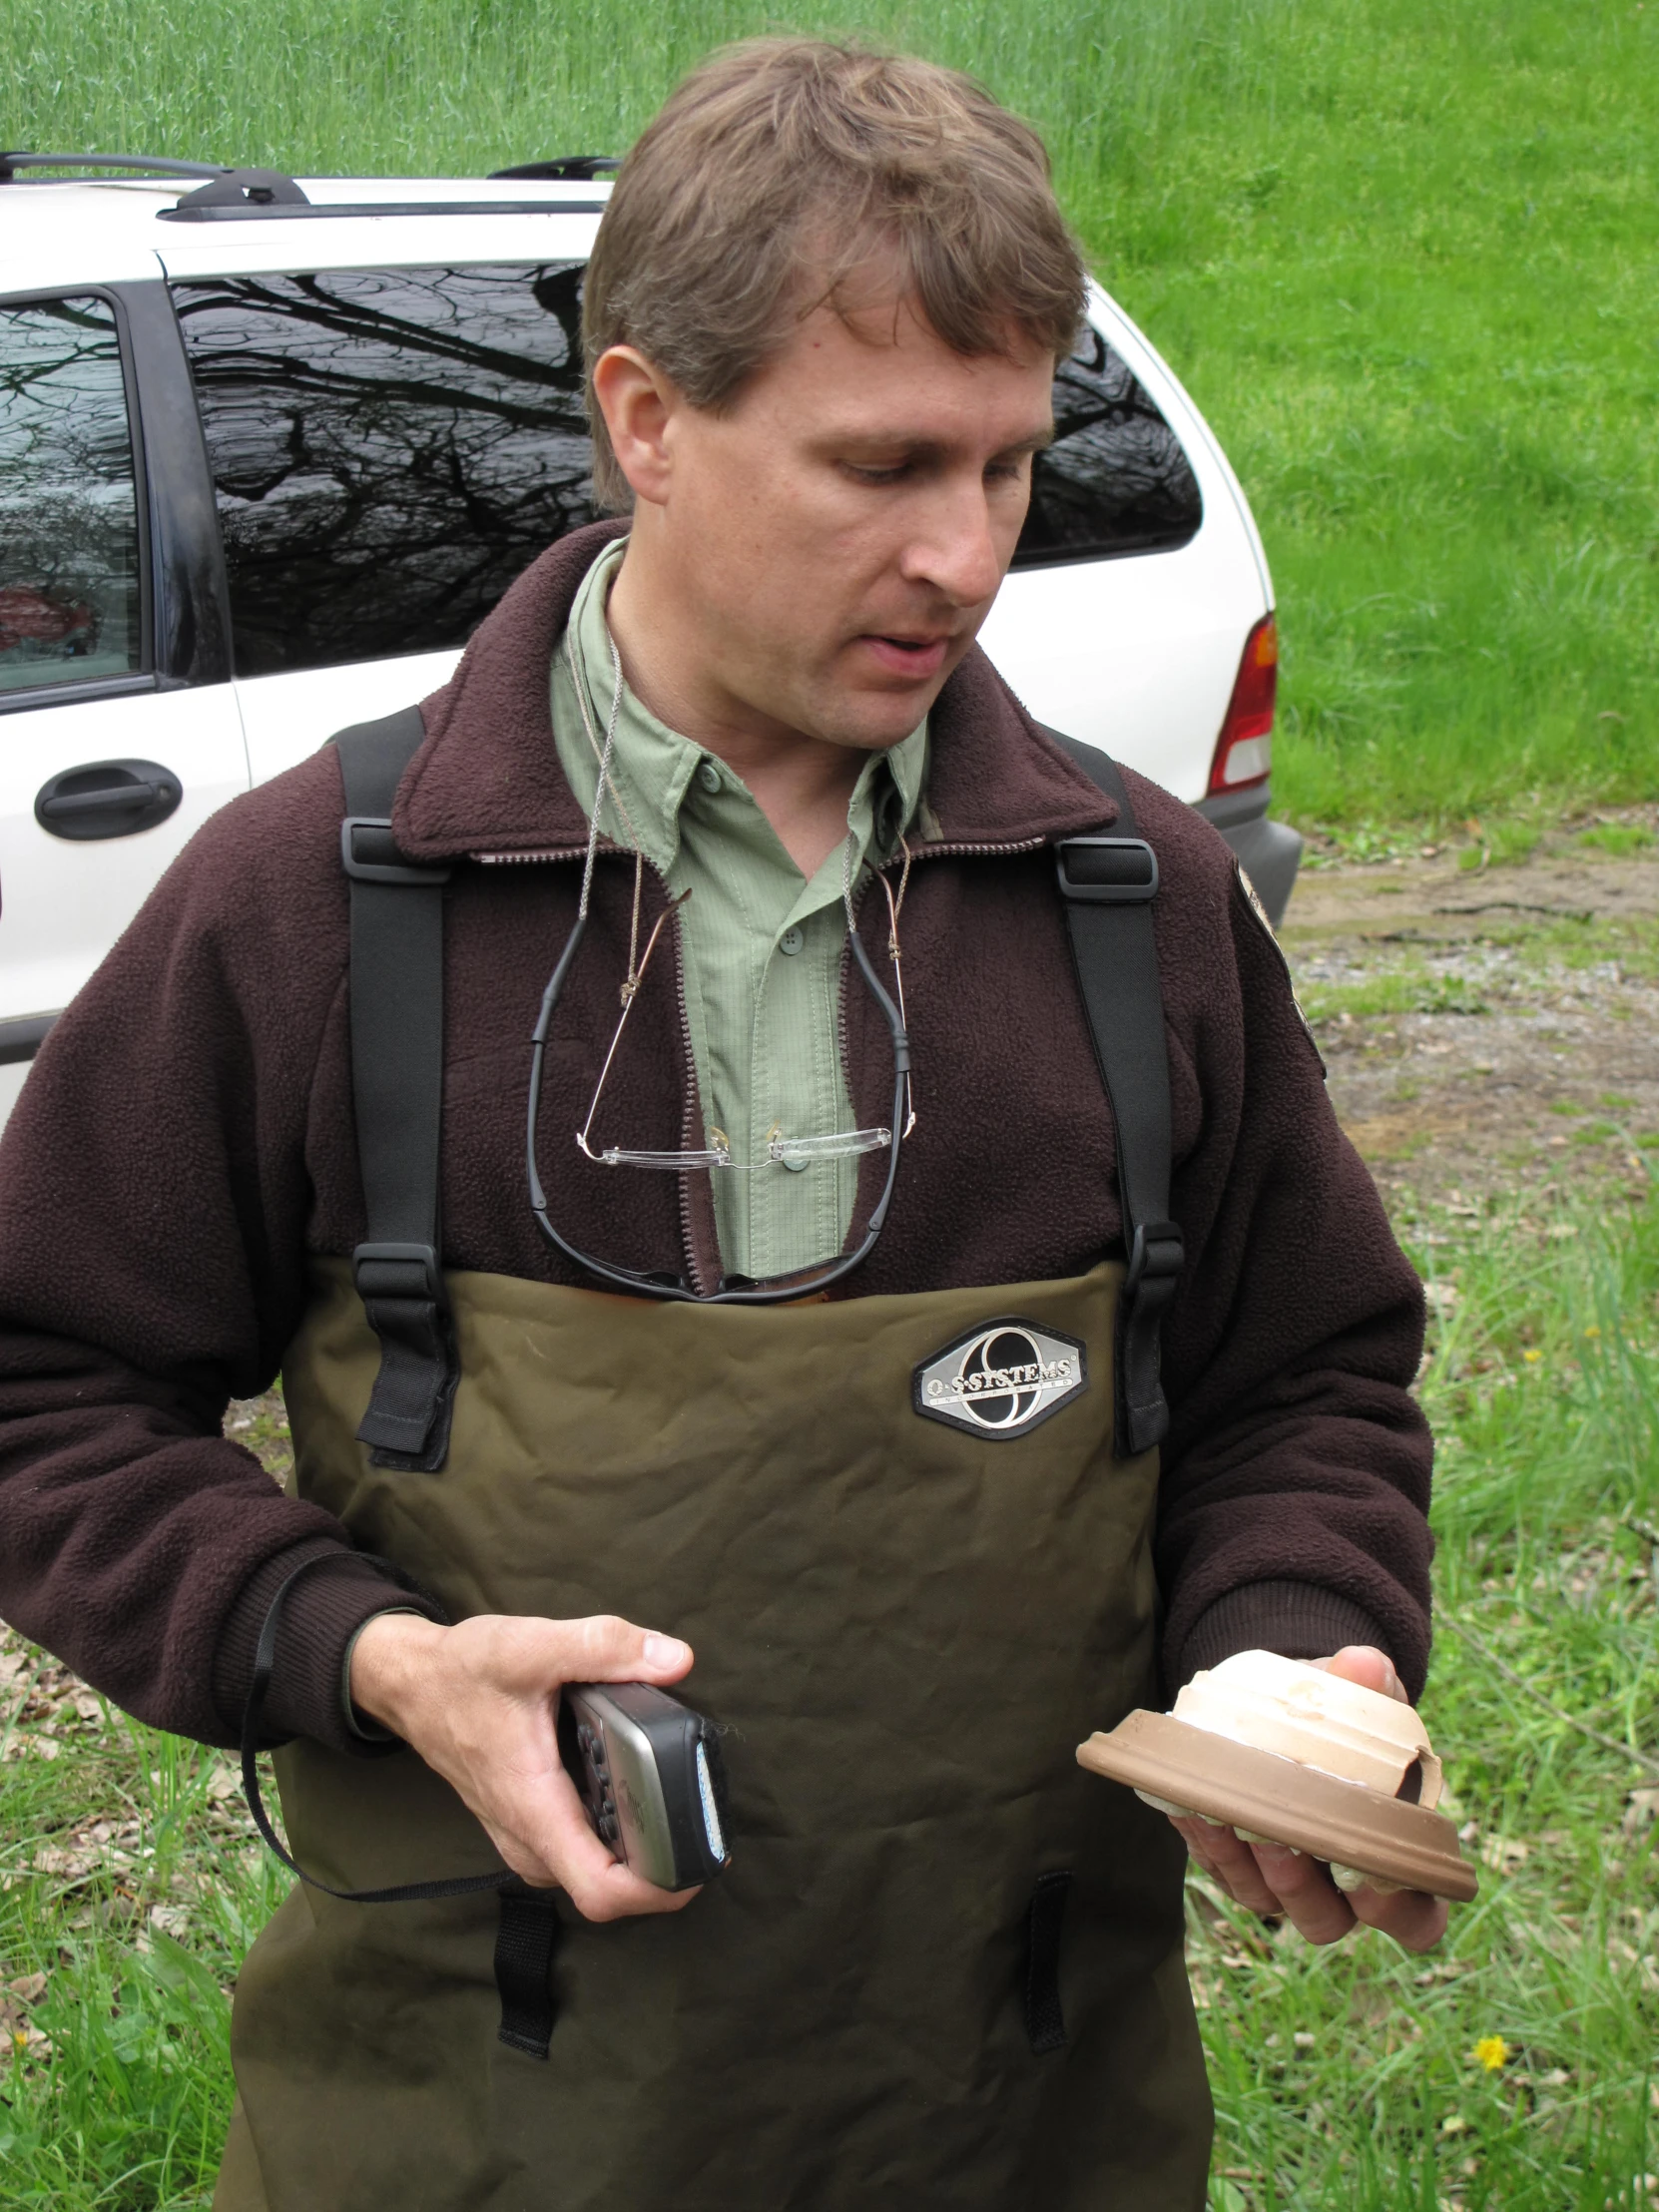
[
  {"xmin": 1247, "ymin": 1844, "xmax": 1357, "ymax": 1944},
  {"xmin": 562, "ymin": 1612, "xmax": 695, "ymax": 1687},
  {"xmin": 1311, "ymin": 1646, "xmax": 1404, "ymax": 1703},
  {"xmin": 1174, "ymin": 1820, "xmax": 1286, "ymax": 1915},
  {"xmin": 489, "ymin": 1755, "xmax": 699, "ymax": 1921},
  {"xmin": 1350, "ymin": 1882, "xmax": 1447, "ymax": 1954},
  {"xmin": 1168, "ymin": 1816, "xmax": 1228, "ymax": 1886}
]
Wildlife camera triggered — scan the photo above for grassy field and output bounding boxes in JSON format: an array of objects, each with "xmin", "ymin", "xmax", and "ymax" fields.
[{"xmin": 4, "ymin": 0, "xmax": 1656, "ymax": 837}]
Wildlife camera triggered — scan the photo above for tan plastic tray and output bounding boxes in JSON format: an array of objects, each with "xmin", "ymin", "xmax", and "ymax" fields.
[{"xmin": 1077, "ymin": 1709, "xmax": 1478, "ymax": 1903}]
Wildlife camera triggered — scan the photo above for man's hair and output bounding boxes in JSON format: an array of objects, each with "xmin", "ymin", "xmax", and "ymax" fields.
[{"xmin": 582, "ymin": 40, "xmax": 1088, "ymax": 509}]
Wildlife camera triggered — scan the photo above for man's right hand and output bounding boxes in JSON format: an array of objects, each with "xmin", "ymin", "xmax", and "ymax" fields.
[{"xmin": 348, "ymin": 1610, "xmax": 700, "ymax": 1922}]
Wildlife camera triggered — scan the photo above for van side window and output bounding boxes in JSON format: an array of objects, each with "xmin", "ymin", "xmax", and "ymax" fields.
[
  {"xmin": 171, "ymin": 264, "xmax": 597, "ymax": 678},
  {"xmin": 0, "ymin": 296, "xmax": 144, "ymax": 695},
  {"xmin": 1012, "ymin": 322, "xmax": 1203, "ymax": 568}
]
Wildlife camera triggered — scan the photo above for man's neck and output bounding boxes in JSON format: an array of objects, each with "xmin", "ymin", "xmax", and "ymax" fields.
[{"xmin": 604, "ymin": 534, "xmax": 866, "ymax": 880}]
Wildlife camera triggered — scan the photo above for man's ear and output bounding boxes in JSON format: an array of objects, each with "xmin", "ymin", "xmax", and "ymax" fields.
[{"xmin": 591, "ymin": 345, "xmax": 678, "ymax": 508}]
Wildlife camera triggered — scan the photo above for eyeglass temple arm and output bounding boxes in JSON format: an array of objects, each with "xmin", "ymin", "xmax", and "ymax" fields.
[
  {"xmin": 527, "ymin": 911, "xmax": 588, "ymax": 1218},
  {"xmin": 576, "ymin": 905, "xmax": 677, "ymax": 1157},
  {"xmin": 846, "ymin": 928, "xmax": 909, "ymax": 1234}
]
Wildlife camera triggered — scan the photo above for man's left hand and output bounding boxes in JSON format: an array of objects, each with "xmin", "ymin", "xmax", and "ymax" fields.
[{"xmin": 1167, "ymin": 1645, "xmax": 1447, "ymax": 1953}]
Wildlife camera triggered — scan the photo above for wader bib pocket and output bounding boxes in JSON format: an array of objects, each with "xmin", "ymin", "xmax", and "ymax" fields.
[{"xmin": 218, "ymin": 1260, "xmax": 1210, "ymax": 2212}]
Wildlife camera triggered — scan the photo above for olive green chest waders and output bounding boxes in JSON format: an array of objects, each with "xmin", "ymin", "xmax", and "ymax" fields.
[{"xmin": 213, "ymin": 718, "xmax": 1212, "ymax": 2212}]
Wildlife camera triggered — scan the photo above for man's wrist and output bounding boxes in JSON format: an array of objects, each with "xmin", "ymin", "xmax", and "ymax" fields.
[
  {"xmin": 347, "ymin": 1609, "xmax": 448, "ymax": 1738},
  {"xmin": 340, "ymin": 1608, "xmax": 427, "ymax": 1740}
]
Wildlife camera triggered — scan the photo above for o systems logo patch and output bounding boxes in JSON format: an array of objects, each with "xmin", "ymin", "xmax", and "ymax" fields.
[{"xmin": 912, "ymin": 1319, "xmax": 1089, "ymax": 1439}]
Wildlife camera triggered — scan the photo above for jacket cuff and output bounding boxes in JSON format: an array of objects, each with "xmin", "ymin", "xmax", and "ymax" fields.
[
  {"xmin": 211, "ymin": 1539, "xmax": 442, "ymax": 1755},
  {"xmin": 1167, "ymin": 1579, "xmax": 1390, "ymax": 1696}
]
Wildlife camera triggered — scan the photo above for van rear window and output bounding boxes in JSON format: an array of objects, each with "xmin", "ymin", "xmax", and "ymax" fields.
[
  {"xmin": 1013, "ymin": 322, "xmax": 1202, "ymax": 569},
  {"xmin": 172, "ymin": 265, "xmax": 1200, "ymax": 678}
]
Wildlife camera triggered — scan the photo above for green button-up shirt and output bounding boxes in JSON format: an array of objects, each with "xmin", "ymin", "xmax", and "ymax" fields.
[{"xmin": 550, "ymin": 540, "xmax": 926, "ymax": 1282}]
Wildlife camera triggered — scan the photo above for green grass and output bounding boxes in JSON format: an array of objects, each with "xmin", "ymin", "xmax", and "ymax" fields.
[
  {"xmin": 1297, "ymin": 966, "xmax": 1492, "ymax": 1024},
  {"xmin": 0, "ymin": 1683, "xmax": 285, "ymax": 2210},
  {"xmin": 3, "ymin": 0, "xmax": 1656, "ymax": 835},
  {"xmin": 1579, "ymin": 825, "xmax": 1657, "ymax": 859}
]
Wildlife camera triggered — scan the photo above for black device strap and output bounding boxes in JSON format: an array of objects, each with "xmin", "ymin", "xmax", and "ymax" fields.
[
  {"xmin": 334, "ymin": 710, "xmax": 458, "ymax": 1471},
  {"xmin": 1048, "ymin": 733, "xmax": 1184, "ymax": 1456},
  {"xmin": 1023, "ymin": 1870, "xmax": 1071, "ymax": 2054},
  {"xmin": 493, "ymin": 1885, "xmax": 563, "ymax": 2058},
  {"xmin": 239, "ymin": 1553, "xmax": 558, "ymax": 2054}
]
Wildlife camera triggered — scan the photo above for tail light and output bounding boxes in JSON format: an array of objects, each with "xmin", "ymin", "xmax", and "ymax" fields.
[{"xmin": 1207, "ymin": 613, "xmax": 1278, "ymax": 795}]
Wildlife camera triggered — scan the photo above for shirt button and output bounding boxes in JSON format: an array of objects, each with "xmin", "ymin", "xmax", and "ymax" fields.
[
  {"xmin": 783, "ymin": 1152, "xmax": 810, "ymax": 1174},
  {"xmin": 778, "ymin": 926, "xmax": 804, "ymax": 956},
  {"xmin": 697, "ymin": 761, "xmax": 722, "ymax": 795}
]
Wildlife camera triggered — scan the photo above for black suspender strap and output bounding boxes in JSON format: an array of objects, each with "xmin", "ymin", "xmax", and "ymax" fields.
[
  {"xmin": 1048, "ymin": 733, "xmax": 1184, "ymax": 1456},
  {"xmin": 334, "ymin": 710, "xmax": 459, "ymax": 1471}
]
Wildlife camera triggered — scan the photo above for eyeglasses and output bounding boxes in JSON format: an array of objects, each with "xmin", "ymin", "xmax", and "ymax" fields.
[
  {"xmin": 526, "ymin": 632, "xmax": 914, "ymax": 1303},
  {"xmin": 526, "ymin": 880, "xmax": 912, "ymax": 1303},
  {"xmin": 573, "ymin": 859, "xmax": 913, "ymax": 1175}
]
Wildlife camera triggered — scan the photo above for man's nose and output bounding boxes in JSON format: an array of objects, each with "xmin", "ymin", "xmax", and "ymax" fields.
[{"xmin": 899, "ymin": 480, "xmax": 1005, "ymax": 607}]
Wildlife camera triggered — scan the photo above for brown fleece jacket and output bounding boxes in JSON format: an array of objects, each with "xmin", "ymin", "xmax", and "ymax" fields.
[{"xmin": 0, "ymin": 522, "xmax": 1432, "ymax": 1754}]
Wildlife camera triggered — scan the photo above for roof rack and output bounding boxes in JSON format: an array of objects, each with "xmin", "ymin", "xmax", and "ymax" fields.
[
  {"xmin": 0, "ymin": 152, "xmax": 234, "ymax": 183},
  {"xmin": 489, "ymin": 157, "xmax": 619, "ymax": 182},
  {"xmin": 0, "ymin": 150, "xmax": 614, "ymax": 221}
]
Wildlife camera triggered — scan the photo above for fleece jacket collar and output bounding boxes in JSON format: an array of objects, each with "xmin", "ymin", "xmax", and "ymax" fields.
[{"xmin": 394, "ymin": 520, "xmax": 1120, "ymax": 864}]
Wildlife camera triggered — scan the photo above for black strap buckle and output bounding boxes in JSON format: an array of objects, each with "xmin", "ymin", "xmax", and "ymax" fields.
[
  {"xmin": 340, "ymin": 816, "xmax": 452, "ymax": 886},
  {"xmin": 353, "ymin": 1240, "xmax": 449, "ymax": 1311},
  {"xmin": 1054, "ymin": 836, "xmax": 1159, "ymax": 904},
  {"xmin": 1124, "ymin": 1218, "xmax": 1184, "ymax": 1296}
]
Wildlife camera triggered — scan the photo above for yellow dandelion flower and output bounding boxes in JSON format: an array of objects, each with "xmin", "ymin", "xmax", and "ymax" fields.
[
  {"xmin": 1522, "ymin": 1350, "xmax": 1542, "ymax": 1365},
  {"xmin": 1583, "ymin": 1325, "xmax": 1601, "ymax": 1341},
  {"xmin": 1473, "ymin": 2034, "xmax": 1509, "ymax": 2072}
]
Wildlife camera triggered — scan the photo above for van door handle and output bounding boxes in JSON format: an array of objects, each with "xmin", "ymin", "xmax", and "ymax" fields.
[{"xmin": 34, "ymin": 760, "xmax": 184, "ymax": 841}]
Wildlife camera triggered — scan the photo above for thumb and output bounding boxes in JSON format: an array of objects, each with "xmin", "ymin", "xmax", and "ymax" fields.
[
  {"xmin": 1315, "ymin": 1645, "xmax": 1404, "ymax": 1702},
  {"xmin": 566, "ymin": 1611, "xmax": 695, "ymax": 1687}
]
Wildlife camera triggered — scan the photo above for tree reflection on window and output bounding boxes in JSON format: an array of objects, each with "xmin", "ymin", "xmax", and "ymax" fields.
[
  {"xmin": 1014, "ymin": 322, "xmax": 1203, "ymax": 568},
  {"xmin": 173, "ymin": 264, "xmax": 599, "ymax": 677}
]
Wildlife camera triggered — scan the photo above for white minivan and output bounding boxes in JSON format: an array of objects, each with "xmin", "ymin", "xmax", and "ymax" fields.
[{"xmin": 0, "ymin": 156, "xmax": 1298, "ymax": 1128}]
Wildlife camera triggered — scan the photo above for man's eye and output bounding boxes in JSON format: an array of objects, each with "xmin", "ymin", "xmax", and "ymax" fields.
[
  {"xmin": 844, "ymin": 461, "xmax": 910, "ymax": 485},
  {"xmin": 985, "ymin": 457, "xmax": 1030, "ymax": 485}
]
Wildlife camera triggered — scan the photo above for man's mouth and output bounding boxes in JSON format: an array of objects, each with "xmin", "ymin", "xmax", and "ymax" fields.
[{"xmin": 860, "ymin": 633, "xmax": 951, "ymax": 680}]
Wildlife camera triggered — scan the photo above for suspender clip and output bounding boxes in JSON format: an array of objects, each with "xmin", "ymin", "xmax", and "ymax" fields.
[
  {"xmin": 353, "ymin": 1240, "xmax": 449, "ymax": 1312},
  {"xmin": 1054, "ymin": 836, "xmax": 1159, "ymax": 904},
  {"xmin": 341, "ymin": 817, "xmax": 452, "ymax": 885},
  {"xmin": 1124, "ymin": 1218, "xmax": 1184, "ymax": 1297}
]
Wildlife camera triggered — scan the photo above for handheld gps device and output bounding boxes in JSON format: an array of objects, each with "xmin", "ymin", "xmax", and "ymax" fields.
[{"xmin": 561, "ymin": 1682, "xmax": 732, "ymax": 1892}]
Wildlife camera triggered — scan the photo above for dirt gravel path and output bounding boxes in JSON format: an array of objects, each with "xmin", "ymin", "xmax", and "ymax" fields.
[{"xmin": 1281, "ymin": 830, "xmax": 1659, "ymax": 1212}]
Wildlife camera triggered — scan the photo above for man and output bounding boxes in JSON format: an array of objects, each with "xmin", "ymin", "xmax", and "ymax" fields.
[{"xmin": 0, "ymin": 41, "xmax": 1437, "ymax": 2211}]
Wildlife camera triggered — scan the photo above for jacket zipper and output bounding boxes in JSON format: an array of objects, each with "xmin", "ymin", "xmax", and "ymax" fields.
[
  {"xmin": 834, "ymin": 830, "xmax": 1050, "ymax": 1146},
  {"xmin": 670, "ymin": 899, "xmax": 713, "ymax": 1296}
]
